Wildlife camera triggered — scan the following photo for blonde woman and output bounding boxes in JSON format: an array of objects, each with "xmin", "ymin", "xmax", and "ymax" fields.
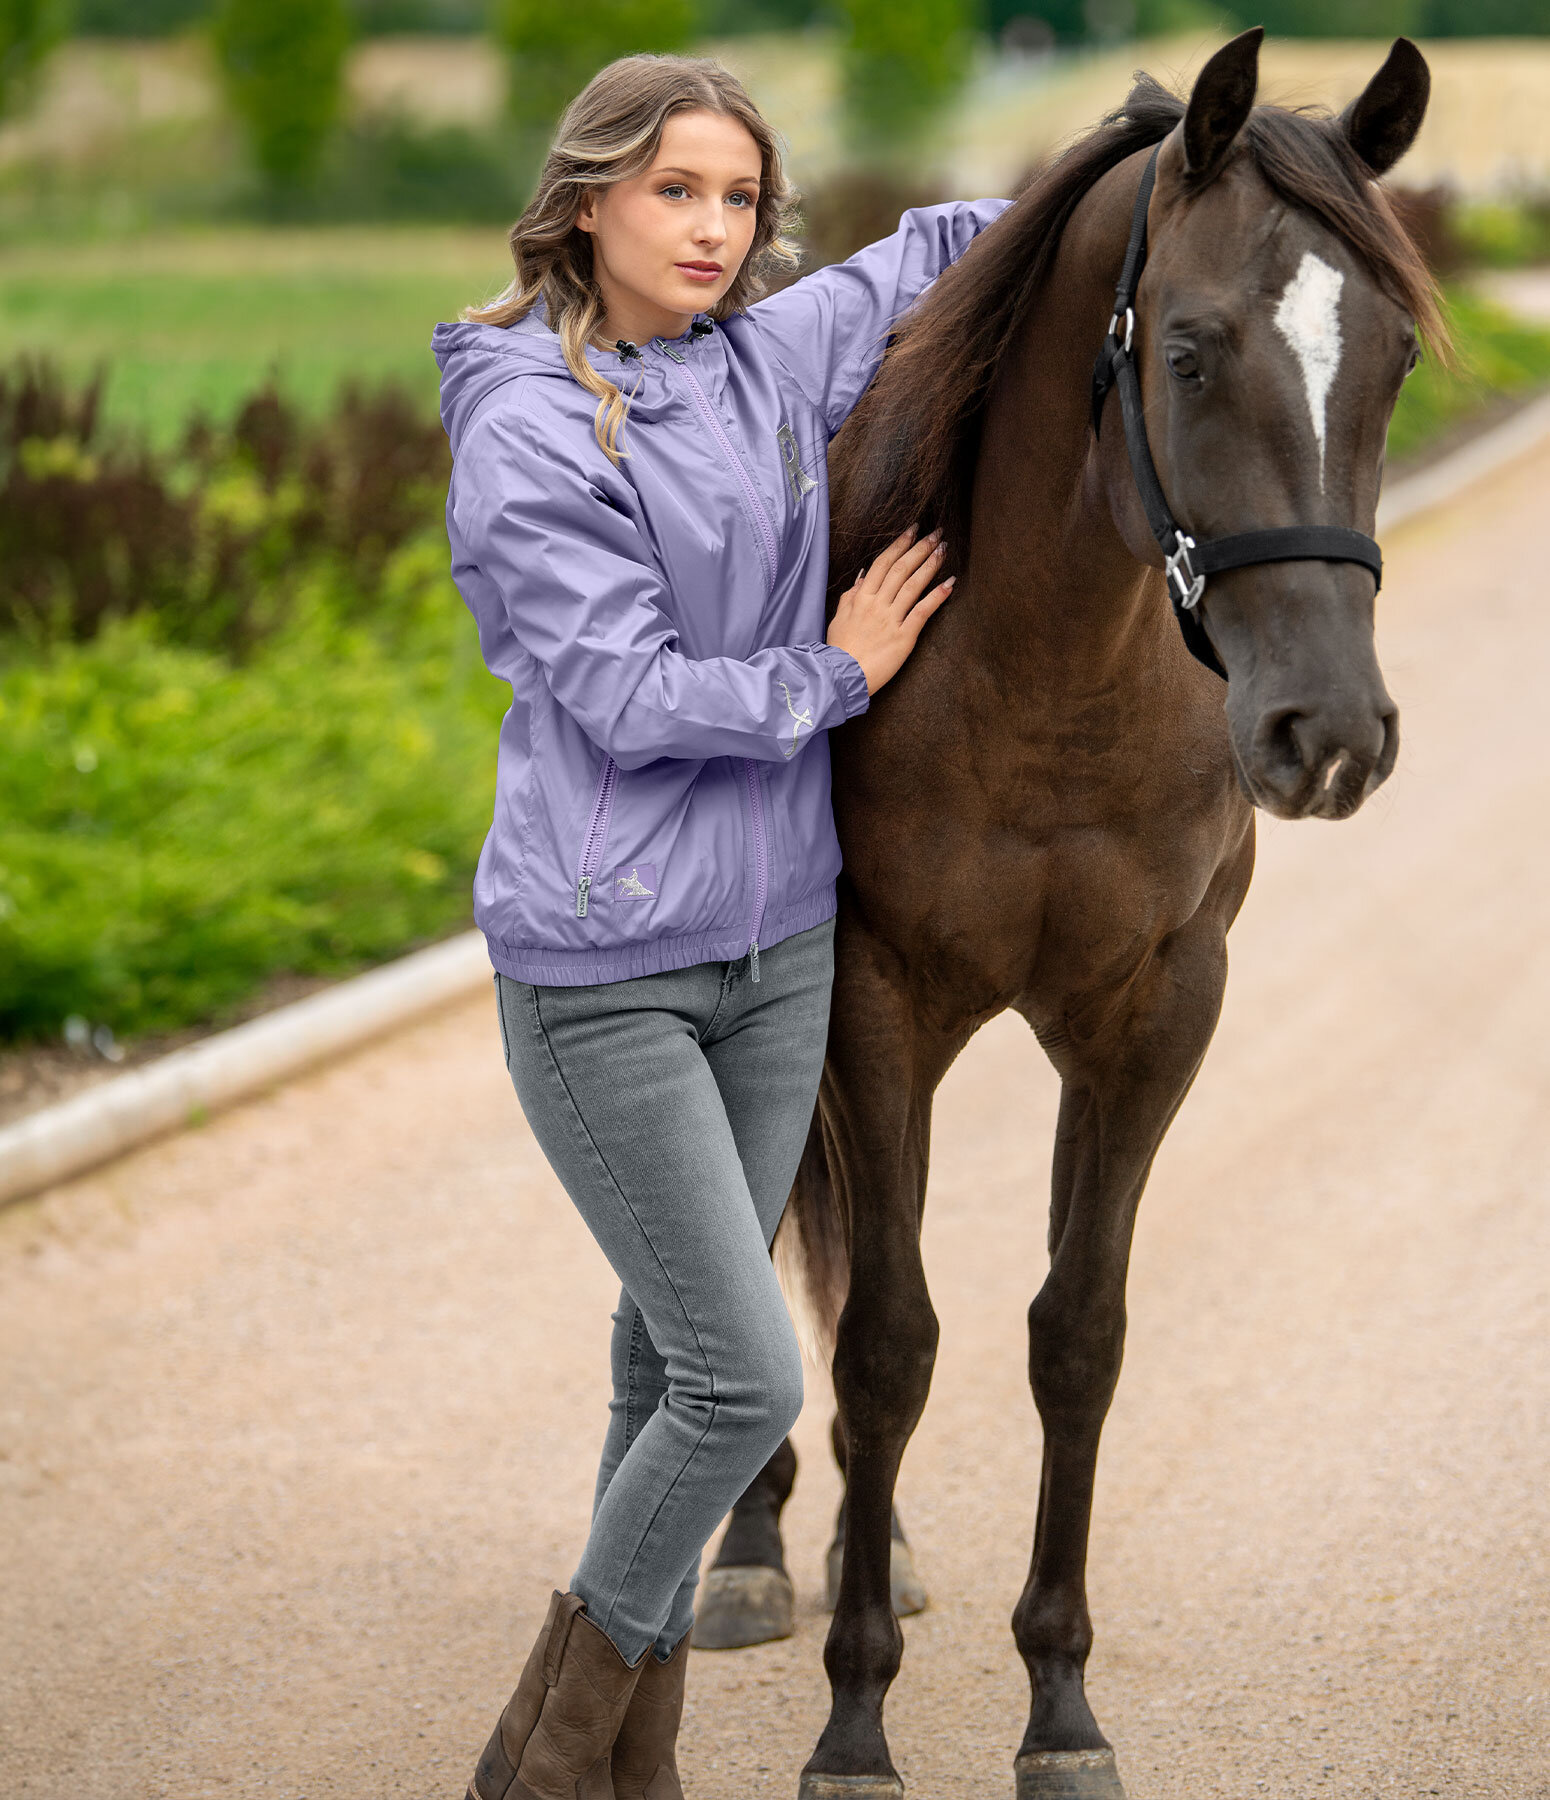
[{"xmin": 432, "ymin": 51, "xmax": 1008, "ymax": 1800}]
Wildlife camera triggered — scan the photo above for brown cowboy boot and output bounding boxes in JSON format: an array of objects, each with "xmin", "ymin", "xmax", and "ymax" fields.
[
  {"xmin": 608, "ymin": 1629, "xmax": 689, "ymax": 1800},
  {"xmin": 467, "ymin": 1589, "xmax": 644, "ymax": 1800}
]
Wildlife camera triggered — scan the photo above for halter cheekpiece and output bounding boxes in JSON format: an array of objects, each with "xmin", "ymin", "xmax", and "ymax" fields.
[{"xmin": 1089, "ymin": 145, "xmax": 1384, "ymax": 681}]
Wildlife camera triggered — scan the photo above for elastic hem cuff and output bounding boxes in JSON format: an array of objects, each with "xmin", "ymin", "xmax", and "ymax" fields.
[
  {"xmin": 484, "ymin": 885, "xmax": 838, "ymax": 988},
  {"xmin": 808, "ymin": 640, "xmax": 871, "ymax": 720}
]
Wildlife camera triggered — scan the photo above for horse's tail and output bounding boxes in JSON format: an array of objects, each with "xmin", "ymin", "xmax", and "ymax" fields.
[{"xmin": 773, "ymin": 1100, "xmax": 849, "ymax": 1370}]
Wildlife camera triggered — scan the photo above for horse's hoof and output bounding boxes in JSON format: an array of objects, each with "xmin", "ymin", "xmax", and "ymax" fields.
[
  {"xmin": 1013, "ymin": 1747, "xmax": 1126, "ymax": 1799},
  {"xmin": 822, "ymin": 1537, "xmax": 928, "ymax": 1616},
  {"xmin": 798, "ymin": 1774, "xmax": 905, "ymax": 1800},
  {"xmin": 690, "ymin": 1565, "xmax": 794, "ymax": 1650}
]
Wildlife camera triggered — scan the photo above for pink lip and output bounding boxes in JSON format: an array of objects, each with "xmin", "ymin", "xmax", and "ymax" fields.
[{"xmin": 676, "ymin": 263, "xmax": 722, "ymax": 280}]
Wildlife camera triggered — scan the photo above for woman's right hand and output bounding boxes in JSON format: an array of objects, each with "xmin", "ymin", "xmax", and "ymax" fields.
[{"xmin": 826, "ymin": 522, "xmax": 955, "ymax": 696}]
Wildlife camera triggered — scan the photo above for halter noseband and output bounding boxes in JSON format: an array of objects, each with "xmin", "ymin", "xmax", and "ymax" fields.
[{"xmin": 1090, "ymin": 145, "xmax": 1384, "ymax": 682}]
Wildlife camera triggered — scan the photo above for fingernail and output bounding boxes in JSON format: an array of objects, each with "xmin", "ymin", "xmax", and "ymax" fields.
[{"xmin": 928, "ymin": 527, "xmax": 943, "ymax": 542}]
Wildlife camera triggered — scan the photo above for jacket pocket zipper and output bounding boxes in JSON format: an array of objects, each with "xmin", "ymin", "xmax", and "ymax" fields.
[
  {"xmin": 743, "ymin": 758, "xmax": 769, "ymax": 982},
  {"xmin": 575, "ymin": 756, "xmax": 620, "ymax": 918}
]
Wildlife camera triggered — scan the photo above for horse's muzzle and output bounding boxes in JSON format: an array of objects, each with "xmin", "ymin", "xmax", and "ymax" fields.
[{"xmin": 1235, "ymin": 696, "xmax": 1399, "ymax": 820}]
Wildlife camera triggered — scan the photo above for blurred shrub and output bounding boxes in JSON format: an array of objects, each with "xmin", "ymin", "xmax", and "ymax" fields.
[
  {"xmin": 71, "ymin": 0, "xmax": 209, "ymax": 31},
  {"xmin": 212, "ymin": 0, "xmax": 355, "ymax": 201},
  {"xmin": 0, "ymin": 587, "xmax": 505, "ymax": 1043},
  {"xmin": 0, "ymin": 349, "xmax": 503, "ymax": 1048},
  {"xmin": 0, "ymin": 0, "xmax": 69, "ymax": 124},
  {"xmin": 1451, "ymin": 197, "xmax": 1550, "ymax": 269},
  {"xmin": 1389, "ymin": 184, "xmax": 1467, "ymax": 278},
  {"xmin": 316, "ymin": 112, "xmax": 529, "ymax": 221},
  {"xmin": 0, "ymin": 352, "xmax": 450, "ymax": 654},
  {"xmin": 1418, "ymin": 0, "xmax": 1550, "ymax": 32},
  {"xmin": 697, "ymin": 0, "xmax": 825, "ymax": 29},
  {"xmin": 989, "ymin": 0, "xmax": 1233, "ymax": 42},
  {"xmin": 1388, "ymin": 285, "xmax": 1550, "ymax": 463},
  {"xmin": 73, "ymin": 0, "xmax": 492, "ymax": 34},
  {"xmin": 493, "ymin": 0, "xmax": 695, "ymax": 184},
  {"xmin": 838, "ymin": 0, "xmax": 980, "ymax": 169},
  {"xmin": 784, "ymin": 165, "xmax": 953, "ymax": 277}
]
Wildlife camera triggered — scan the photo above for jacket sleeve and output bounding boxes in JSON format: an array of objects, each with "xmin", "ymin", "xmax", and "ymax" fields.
[
  {"xmin": 748, "ymin": 196, "xmax": 1014, "ymax": 438},
  {"xmin": 449, "ymin": 399, "xmax": 872, "ymax": 771}
]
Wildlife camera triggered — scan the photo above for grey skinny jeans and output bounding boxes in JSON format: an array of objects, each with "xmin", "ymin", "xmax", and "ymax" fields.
[{"xmin": 494, "ymin": 913, "xmax": 835, "ymax": 1666}]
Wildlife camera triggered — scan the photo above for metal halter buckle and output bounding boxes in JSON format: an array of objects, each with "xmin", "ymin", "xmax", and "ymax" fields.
[
  {"xmin": 1164, "ymin": 534, "xmax": 1206, "ymax": 610},
  {"xmin": 1106, "ymin": 306, "xmax": 1135, "ymax": 353}
]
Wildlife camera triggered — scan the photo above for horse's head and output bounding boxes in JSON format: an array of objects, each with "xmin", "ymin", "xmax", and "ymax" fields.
[{"xmin": 1100, "ymin": 30, "xmax": 1433, "ymax": 820}]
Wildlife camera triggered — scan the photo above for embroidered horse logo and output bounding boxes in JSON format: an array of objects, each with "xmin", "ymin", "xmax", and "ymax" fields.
[
  {"xmin": 615, "ymin": 866, "xmax": 655, "ymax": 898},
  {"xmin": 778, "ymin": 680, "xmax": 813, "ymax": 759},
  {"xmin": 776, "ymin": 422, "xmax": 816, "ymax": 504}
]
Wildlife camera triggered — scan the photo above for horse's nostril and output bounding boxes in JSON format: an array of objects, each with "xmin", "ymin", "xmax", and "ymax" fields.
[{"xmin": 1260, "ymin": 707, "xmax": 1309, "ymax": 780}]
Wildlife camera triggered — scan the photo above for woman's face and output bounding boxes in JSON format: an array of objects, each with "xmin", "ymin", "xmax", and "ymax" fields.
[{"xmin": 575, "ymin": 107, "xmax": 763, "ymax": 334}]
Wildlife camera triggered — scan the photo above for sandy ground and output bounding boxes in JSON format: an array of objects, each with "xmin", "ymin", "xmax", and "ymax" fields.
[{"xmin": 4, "ymin": 439, "xmax": 1550, "ymax": 1800}]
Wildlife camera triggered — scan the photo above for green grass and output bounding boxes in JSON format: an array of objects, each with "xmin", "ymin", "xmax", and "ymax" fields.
[
  {"xmin": 1387, "ymin": 284, "xmax": 1550, "ymax": 465},
  {"xmin": 0, "ymin": 539, "xmax": 507, "ymax": 1042},
  {"xmin": 0, "ymin": 226, "xmax": 514, "ymax": 452}
]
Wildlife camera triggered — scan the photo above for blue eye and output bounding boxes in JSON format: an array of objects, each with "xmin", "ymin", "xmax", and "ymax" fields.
[{"xmin": 661, "ymin": 184, "xmax": 756, "ymax": 206}]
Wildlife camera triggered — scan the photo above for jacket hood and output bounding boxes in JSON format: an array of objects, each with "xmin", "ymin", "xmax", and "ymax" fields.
[{"xmin": 431, "ymin": 293, "xmax": 716, "ymax": 454}]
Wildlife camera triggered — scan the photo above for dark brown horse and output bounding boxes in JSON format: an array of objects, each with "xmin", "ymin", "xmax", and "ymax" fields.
[{"xmin": 705, "ymin": 30, "xmax": 1441, "ymax": 1799}]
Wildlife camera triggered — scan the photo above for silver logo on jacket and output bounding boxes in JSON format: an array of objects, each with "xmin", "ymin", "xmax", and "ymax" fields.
[{"xmin": 776, "ymin": 422, "xmax": 817, "ymax": 504}]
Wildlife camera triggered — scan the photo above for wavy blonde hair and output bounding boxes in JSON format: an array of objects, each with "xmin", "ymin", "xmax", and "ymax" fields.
[{"xmin": 462, "ymin": 53, "xmax": 802, "ymax": 467}]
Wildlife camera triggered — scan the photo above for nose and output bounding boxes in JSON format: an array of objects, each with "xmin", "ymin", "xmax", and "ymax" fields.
[{"xmin": 1251, "ymin": 697, "xmax": 1399, "ymax": 819}]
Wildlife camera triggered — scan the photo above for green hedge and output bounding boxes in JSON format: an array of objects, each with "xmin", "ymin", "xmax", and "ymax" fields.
[
  {"xmin": 0, "ymin": 545, "xmax": 505, "ymax": 1042},
  {"xmin": 1387, "ymin": 286, "xmax": 1550, "ymax": 463}
]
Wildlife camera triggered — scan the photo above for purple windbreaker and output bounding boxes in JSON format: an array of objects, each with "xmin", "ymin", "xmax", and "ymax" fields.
[{"xmin": 432, "ymin": 196, "xmax": 1012, "ymax": 987}]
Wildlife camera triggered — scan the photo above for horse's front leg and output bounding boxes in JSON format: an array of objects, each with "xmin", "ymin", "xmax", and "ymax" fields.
[
  {"xmin": 693, "ymin": 1435, "xmax": 799, "ymax": 1648},
  {"xmin": 1014, "ymin": 912, "xmax": 1233, "ymax": 1800},
  {"xmin": 799, "ymin": 939, "xmax": 955, "ymax": 1800}
]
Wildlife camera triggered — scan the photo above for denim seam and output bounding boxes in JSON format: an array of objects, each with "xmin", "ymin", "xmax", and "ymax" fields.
[
  {"xmin": 700, "ymin": 963, "xmax": 738, "ymax": 1042},
  {"xmin": 494, "ymin": 974, "xmax": 513, "ymax": 1066},
  {"xmin": 523, "ymin": 982, "xmax": 721, "ymax": 1641}
]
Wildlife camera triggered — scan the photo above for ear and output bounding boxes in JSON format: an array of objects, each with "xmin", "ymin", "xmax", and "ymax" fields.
[
  {"xmin": 1181, "ymin": 27, "xmax": 1263, "ymax": 180},
  {"xmin": 1339, "ymin": 37, "xmax": 1430, "ymax": 177}
]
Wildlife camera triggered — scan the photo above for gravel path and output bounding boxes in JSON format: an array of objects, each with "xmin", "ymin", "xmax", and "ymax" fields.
[{"xmin": 3, "ymin": 442, "xmax": 1548, "ymax": 1800}]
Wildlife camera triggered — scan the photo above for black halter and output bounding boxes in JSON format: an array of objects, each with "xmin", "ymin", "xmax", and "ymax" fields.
[{"xmin": 1090, "ymin": 145, "xmax": 1384, "ymax": 681}]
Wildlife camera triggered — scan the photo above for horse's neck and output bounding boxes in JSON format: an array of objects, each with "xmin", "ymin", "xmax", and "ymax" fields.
[{"xmin": 966, "ymin": 173, "xmax": 1164, "ymax": 690}]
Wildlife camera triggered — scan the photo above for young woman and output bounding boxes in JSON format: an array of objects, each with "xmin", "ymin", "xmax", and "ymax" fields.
[{"xmin": 432, "ymin": 51, "xmax": 1008, "ymax": 1800}]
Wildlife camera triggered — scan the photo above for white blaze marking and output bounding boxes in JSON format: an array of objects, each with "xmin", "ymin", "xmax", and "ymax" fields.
[{"xmin": 1273, "ymin": 251, "xmax": 1345, "ymax": 491}]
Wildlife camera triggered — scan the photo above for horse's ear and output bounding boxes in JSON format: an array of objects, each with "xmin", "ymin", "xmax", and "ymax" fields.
[
  {"xmin": 1181, "ymin": 27, "xmax": 1263, "ymax": 180},
  {"xmin": 1339, "ymin": 37, "xmax": 1430, "ymax": 176}
]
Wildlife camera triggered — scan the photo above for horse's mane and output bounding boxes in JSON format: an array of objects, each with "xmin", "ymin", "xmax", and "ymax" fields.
[{"xmin": 828, "ymin": 72, "xmax": 1445, "ymax": 576}]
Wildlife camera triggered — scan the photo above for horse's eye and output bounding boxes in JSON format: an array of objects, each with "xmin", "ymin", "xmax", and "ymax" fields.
[
  {"xmin": 1404, "ymin": 343, "xmax": 1424, "ymax": 378},
  {"xmin": 1166, "ymin": 345, "xmax": 1201, "ymax": 381}
]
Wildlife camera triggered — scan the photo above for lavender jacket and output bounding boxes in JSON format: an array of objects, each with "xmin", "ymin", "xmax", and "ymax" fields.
[{"xmin": 432, "ymin": 196, "xmax": 1011, "ymax": 987}]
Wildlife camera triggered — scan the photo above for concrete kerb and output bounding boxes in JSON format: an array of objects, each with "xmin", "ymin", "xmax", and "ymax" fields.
[
  {"xmin": 0, "ymin": 931, "xmax": 491, "ymax": 1207},
  {"xmin": 4, "ymin": 390, "xmax": 1549, "ymax": 1210}
]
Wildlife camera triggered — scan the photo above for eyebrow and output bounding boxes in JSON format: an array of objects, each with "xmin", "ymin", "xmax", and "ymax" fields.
[{"xmin": 654, "ymin": 165, "xmax": 762, "ymax": 188}]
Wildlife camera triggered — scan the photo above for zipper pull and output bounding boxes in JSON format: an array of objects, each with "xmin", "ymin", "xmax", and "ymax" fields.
[
  {"xmin": 749, "ymin": 939, "xmax": 760, "ymax": 984},
  {"xmin": 576, "ymin": 874, "xmax": 591, "ymax": 918}
]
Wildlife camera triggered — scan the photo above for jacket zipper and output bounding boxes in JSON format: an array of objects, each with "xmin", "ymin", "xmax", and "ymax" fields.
[
  {"xmin": 655, "ymin": 338, "xmax": 779, "ymax": 593},
  {"xmin": 574, "ymin": 755, "xmax": 619, "ymax": 917},
  {"xmin": 655, "ymin": 332, "xmax": 775, "ymax": 979}
]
